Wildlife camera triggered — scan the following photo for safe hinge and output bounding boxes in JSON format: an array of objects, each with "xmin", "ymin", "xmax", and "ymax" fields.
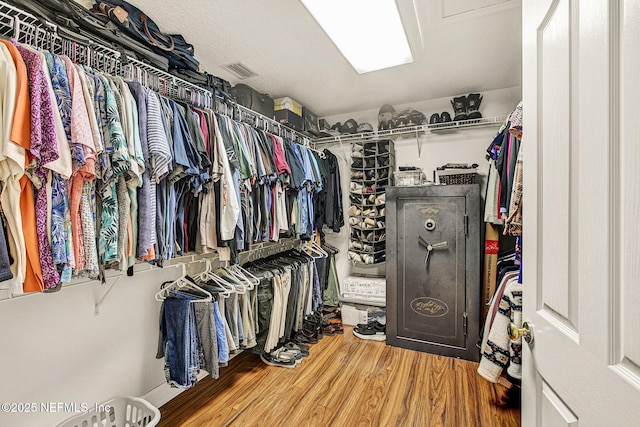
[
  {"xmin": 463, "ymin": 312, "xmax": 468, "ymax": 336},
  {"xmin": 464, "ymin": 215, "xmax": 469, "ymax": 236}
]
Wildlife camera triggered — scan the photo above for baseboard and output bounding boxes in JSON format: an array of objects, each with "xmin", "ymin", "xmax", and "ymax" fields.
[{"xmin": 143, "ymin": 372, "xmax": 209, "ymax": 408}]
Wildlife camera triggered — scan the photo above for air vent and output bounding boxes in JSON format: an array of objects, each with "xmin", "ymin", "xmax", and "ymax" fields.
[{"xmin": 224, "ymin": 62, "xmax": 258, "ymax": 79}]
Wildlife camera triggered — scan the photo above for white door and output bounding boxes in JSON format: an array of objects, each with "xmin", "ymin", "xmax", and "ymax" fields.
[{"xmin": 522, "ymin": 0, "xmax": 640, "ymax": 425}]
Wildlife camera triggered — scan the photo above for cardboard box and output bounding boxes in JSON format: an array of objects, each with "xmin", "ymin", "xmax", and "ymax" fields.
[
  {"xmin": 274, "ymin": 96, "xmax": 302, "ymax": 116},
  {"xmin": 275, "ymin": 109, "xmax": 304, "ymax": 131},
  {"xmin": 303, "ymin": 106, "xmax": 320, "ymax": 136},
  {"xmin": 482, "ymin": 223, "xmax": 500, "ymax": 320}
]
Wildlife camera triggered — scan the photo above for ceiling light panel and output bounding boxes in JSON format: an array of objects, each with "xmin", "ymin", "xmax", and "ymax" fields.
[{"xmin": 301, "ymin": 0, "xmax": 413, "ymax": 74}]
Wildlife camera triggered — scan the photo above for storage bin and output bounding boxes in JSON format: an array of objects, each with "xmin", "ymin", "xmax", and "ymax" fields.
[
  {"xmin": 437, "ymin": 169, "xmax": 477, "ymax": 185},
  {"xmin": 57, "ymin": 396, "xmax": 160, "ymax": 427},
  {"xmin": 395, "ymin": 170, "xmax": 426, "ymax": 186}
]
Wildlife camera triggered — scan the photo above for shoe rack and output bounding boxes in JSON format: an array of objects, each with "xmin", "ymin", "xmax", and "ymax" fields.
[{"xmin": 348, "ymin": 139, "xmax": 395, "ymax": 265}]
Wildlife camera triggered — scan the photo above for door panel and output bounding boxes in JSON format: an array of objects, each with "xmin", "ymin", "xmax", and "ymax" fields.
[
  {"xmin": 621, "ymin": 0, "xmax": 640, "ymax": 380},
  {"xmin": 541, "ymin": 382, "xmax": 578, "ymax": 427},
  {"xmin": 539, "ymin": 0, "xmax": 574, "ymax": 326},
  {"xmin": 523, "ymin": 0, "xmax": 640, "ymax": 425}
]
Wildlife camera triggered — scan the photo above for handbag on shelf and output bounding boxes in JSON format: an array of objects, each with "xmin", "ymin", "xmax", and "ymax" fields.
[
  {"xmin": 231, "ymin": 83, "xmax": 275, "ymax": 119},
  {"xmin": 91, "ymin": 0, "xmax": 200, "ymax": 71}
]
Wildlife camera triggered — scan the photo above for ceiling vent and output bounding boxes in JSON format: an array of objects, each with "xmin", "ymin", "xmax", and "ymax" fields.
[{"xmin": 224, "ymin": 62, "xmax": 258, "ymax": 79}]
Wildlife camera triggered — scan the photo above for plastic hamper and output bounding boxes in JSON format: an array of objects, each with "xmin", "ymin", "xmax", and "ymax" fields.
[{"xmin": 57, "ymin": 396, "xmax": 160, "ymax": 427}]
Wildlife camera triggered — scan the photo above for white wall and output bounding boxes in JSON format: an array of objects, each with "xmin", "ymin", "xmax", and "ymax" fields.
[
  {"xmin": 0, "ymin": 264, "xmax": 183, "ymax": 427},
  {"xmin": 321, "ymin": 87, "xmax": 521, "ymax": 286}
]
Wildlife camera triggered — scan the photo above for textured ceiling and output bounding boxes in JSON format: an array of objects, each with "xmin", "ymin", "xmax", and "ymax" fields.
[{"xmin": 122, "ymin": 0, "xmax": 522, "ymax": 117}]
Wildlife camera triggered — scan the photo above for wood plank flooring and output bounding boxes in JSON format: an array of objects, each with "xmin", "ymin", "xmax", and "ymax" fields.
[{"xmin": 159, "ymin": 326, "xmax": 521, "ymax": 427}]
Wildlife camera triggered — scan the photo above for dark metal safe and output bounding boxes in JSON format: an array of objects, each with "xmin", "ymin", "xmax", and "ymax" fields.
[{"xmin": 386, "ymin": 185, "xmax": 481, "ymax": 361}]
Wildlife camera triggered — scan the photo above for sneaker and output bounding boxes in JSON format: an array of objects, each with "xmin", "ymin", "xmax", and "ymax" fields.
[
  {"xmin": 260, "ymin": 352, "xmax": 297, "ymax": 368},
  {"xmin": 353, "ymin": 325, "xmax": 386, "ymax": 341},
  {"xmin": 348, "ymin": 217, "xmax": 360, "ymax": 226},
  {"xmin": 356, "ymin": 320, "xmax": 386, "ymax": 331}
]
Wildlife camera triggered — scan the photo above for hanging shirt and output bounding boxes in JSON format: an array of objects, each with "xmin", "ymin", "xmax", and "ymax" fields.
[
  {"xmin": 145, "ymin": 89, "xmax": 172, "ymax": 182},
  {"xmin": 61, "ymin": 55, "xmax": 96, "ymax": 273},
  {"xmin": 1, "ymin": 40, "xmax": 43, "ymax": 293},
  {"xmin": 0, "ymin": 42, "xmax": 27, "ymax": 293},
  {"xmin": 15, "ymin": 42, "xmax": 60, "ymax": 289},
  {"xmin": 212, "ymin": 114, "xmax": 240, "ymax": 242}
]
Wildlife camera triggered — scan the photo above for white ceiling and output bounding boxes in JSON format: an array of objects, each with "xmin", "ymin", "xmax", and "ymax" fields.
[{"xmin": 122, "ymin": 0, "xmax": 522, "ymax": 117}]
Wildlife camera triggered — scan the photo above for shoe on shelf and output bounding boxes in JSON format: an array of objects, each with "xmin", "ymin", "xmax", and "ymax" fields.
[
  {"xmin": 378, "ymin": 142, "xmax": 389, "ymax": 153},
  {"xmin": 348, "ymin": 217, "xmax": 360, "ymax": 226},
  {"xmin": 379, "ymin": 207, "xmax": 386, "ymax": 216},
  {"xmin": 467, "ymin": 93, "xmax": 483, "ymax": 119},
  {"xmin": 364, "ymin": 218, "xmax": 376, "ymax": 228},
  {"xmin": 451, "ymin": 96, "xmax": 468, "ymax": 121},
  {"xmin": 363, "ymin": 208, "xmax": 376, "ymax": 217},
  {"xmin": 362, "ymin": 254, "xmax": 374, "ymax": 264},
  {"xmin": 375, "ymin": 194, "xmax": 386, "ymax": 205},
  {"xmin": 347, "ymin": 205, "xmax": 361, "ymax": 216},
  {"xmin": 352, "ymin": 143, "xmax": 363, "ymax": 152},
  {"xmin": 350, "ymin": 240, "xmax": 363, "ymax": 250},
  {"xmin": 348, "ymin": 251, "xmax": 363, "ymax": 263},
  {"xmin": 365, "ymin": 170, "xmax": 376, "ymax": 180},
  {"xmin": 350, "ymin": 182, "xmax": 363, "ymax": 193},
  {"xmin": 351, "ymin": 149, "xmax": 364, "ymax": 158}
]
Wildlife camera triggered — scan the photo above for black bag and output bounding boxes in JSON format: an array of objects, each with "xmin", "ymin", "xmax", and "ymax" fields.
[
  {"xmin": 168, "ymin": 68, "xmax": 233, "ymax": 100},
  {"xmin": 231, "ymin": 84, "xmax": 274, "ymax": 119},
  {"xmin": 6, "ymin": 0, "xmax": 170, "ymax": 70},
  {"xmin": 92, "ymin": 0, "xmax": 199, "ymax": 71}
]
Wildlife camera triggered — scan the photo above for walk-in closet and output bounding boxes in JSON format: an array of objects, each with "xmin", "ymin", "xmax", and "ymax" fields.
[{"xmin": 2, "ymin": 0, "xmax": 639, "ymax": 426}]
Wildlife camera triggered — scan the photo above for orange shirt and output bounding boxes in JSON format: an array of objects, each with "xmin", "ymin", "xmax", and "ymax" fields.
[{"xmin": 1, "ymin": 40, "xmax": 43, "ymax": 293}]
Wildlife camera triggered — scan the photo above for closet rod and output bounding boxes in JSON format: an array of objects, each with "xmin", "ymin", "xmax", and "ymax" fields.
[{"xmin": 0, "ymin": 0, "xmax": 213, "ymax": 107}]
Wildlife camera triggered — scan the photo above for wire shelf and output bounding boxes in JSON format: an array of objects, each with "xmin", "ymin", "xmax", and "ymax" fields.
[{"xmin": 313, "ymin": 115, "xmax": 508, "ymax": 144}]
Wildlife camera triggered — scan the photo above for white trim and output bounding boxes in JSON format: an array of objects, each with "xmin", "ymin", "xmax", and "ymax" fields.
[{"xmin": 143, "ymin": 372, "xmax": 209, "ymax": 409}]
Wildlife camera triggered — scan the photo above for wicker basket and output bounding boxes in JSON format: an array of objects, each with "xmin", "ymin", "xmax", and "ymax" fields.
[{"xmin": 437, "ymin": 168, "xmax": 477, "ymax": 185}]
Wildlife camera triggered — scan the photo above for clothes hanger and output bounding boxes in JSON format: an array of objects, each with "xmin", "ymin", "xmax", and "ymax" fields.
[
  {"xmin": 155, "ymin": 264, "xmax": 213, "ymax": 302},
  {"xmin": 225, "ymin": 265, "xmax": 257, "ymax": 291},
  {"xmin": 215, "ymin": 268, "xmax": 247, "ymax": 294}
]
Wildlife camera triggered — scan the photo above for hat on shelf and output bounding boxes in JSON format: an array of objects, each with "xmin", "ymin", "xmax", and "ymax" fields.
[
  {"xmin": 378, "ymin": 104, "xmax": 396, "ymax": 130},
  {"xmin": 357, "ymin": 122, "xmax": 374, "ymax": 133},
  {"xmin": 342, "ymin": 119, "xmax": 358, "ymax": 134}
]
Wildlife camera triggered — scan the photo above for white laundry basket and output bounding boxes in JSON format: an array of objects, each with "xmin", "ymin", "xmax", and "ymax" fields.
[{"xmin": 57, "ymin": 396, "xmax": 160, "ymax": 427}]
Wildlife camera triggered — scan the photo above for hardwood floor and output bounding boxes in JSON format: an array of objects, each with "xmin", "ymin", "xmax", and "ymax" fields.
[{"xmin": 159, "ymin": 326, "xmax": 521, "ymax": 427}]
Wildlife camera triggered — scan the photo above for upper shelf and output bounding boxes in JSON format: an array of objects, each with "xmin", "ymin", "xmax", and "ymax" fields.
[{"xmin": 312, "ymin": 115, "xmax": 507, "ymax": 144}]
